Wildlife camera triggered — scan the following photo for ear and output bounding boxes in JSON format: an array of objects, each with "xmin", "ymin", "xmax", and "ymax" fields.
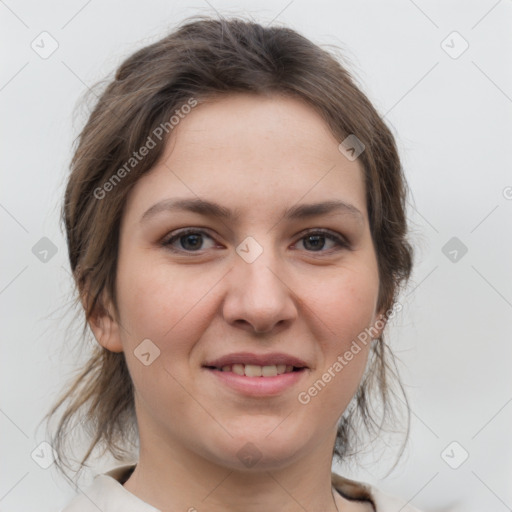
[
  {"xmin": 370, "ymin": 305, "xmax": 390, "ymax": 340},
  {"xmin": 83, "ymin": 291, "xmax": 124, "ymax": 353}
]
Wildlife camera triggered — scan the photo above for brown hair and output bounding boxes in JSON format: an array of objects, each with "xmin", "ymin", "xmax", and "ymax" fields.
[{"xmin": 45, "ymin": 14, "xmax": 413, "ymax": 481}]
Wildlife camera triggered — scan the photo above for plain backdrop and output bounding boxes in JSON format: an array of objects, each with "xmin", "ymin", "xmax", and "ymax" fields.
[{"xmin": 1, "ymin": 1, "xmax": 511, "ymax": 511}]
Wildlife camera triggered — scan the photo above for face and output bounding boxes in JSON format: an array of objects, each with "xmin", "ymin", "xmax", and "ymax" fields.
[{"xmin": 93, "ymin": 93, "xmax": 385, "ymax": 471}]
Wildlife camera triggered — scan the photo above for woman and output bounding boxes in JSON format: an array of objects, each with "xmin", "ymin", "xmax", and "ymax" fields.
[{"xmin": 49, "ymin": 15, "xmax": 418, "ymax": 512}]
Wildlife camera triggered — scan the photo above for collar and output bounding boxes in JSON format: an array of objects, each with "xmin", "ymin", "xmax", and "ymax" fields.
[{"xmin": 103, "ymin": 464, "xmax": 377, "ymax": 509}]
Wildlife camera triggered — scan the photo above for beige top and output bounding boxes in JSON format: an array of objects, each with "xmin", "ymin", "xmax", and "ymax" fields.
[{"xmin": 60, "ymin": 464, "xmax": 422, "ymax": 511}]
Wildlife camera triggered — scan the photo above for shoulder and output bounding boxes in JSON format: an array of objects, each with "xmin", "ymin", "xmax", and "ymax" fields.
[
  {"xmin": 59, "ymin": 464, "xmax": 159, "ymax": 512},
  {"xmin": 332, "ymin": 472, "xmax": 423, "ymax": 512}
]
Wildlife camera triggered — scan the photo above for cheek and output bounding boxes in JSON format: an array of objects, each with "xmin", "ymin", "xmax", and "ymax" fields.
[
  {"xmin": 304, "ymin": 264, "xmax": 378, "ymax": 405},
  {"xmin": 314, "ymin": 265, "xmax": 380, "ymax": 345},
  {"xmin": 114, "ymin": 260, "xmax": 216, "ymax": 416},
  {"xmin": 115, "ymin": 255, "xmax": 217, "ymax": 356}
]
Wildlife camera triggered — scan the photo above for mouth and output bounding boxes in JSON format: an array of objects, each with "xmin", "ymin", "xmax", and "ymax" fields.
[
  {"xmin": 202, "ymin": 352, "xmax": 309, "ymax": 375},
  {"xmin": 202, "ymin": 352, "xmax": 309, "ymax": 396},
  {"xmin": 203, "ymin": 363, "xmax": 305, "ymax": 377}
]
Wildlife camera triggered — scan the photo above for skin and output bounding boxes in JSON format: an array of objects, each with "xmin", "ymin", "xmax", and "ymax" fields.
[{"xmin": 90, "ymin": 93, "xmax": 384, "ymax": 512}]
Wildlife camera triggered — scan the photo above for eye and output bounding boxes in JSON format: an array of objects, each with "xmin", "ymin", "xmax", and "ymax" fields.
[
  {"xmin": 161, "ymin": 227, "xmax": 350, "ymax": 254},
  {"xmin": 294, "ymin": 229, "xmax": 350, "ymax": 253},
  {"xmin": 161, "ymin": 228, "xmax": 217, "ymax": 252}
]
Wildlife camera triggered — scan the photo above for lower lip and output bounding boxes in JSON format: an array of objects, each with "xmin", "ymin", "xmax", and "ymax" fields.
[{"xmin": 204, "ymin": 368, "xmax": 308, "ymax": 397}]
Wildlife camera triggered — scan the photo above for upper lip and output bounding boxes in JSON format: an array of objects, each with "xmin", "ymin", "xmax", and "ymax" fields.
[{"xmin": 203, "ymin": 352, "xmax": 309, "ymax": 369}]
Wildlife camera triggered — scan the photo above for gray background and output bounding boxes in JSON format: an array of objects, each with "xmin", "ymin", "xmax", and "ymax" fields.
[{"xmin": 1, "ymin": 1, "xmax": 511, "ymax": 511}]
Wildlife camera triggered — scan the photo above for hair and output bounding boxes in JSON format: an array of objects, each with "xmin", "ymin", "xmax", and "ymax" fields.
[{"xmin": 45, "ymin": 14, "xmax": 413, "ymax": 482}]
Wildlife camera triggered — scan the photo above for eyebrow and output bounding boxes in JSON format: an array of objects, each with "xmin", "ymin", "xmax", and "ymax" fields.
[{"xmin": 140, "ymin": 197, "xmax": 364, "ymax": 224}]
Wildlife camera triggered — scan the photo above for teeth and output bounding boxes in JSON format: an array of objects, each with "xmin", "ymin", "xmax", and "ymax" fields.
[
  {"xmin": 232, "ymin": 363, "xmax": 245, "ymax": 376},
  {"xmin": 244, "ymin": 364, "xmax": 262, "ymax": 377},
  {"xmin": 262, "ymin": 365, "xmax": 277, "ymax": 377},
  {"xmin": 218, "ymin": 364, "xmax": 297, "ymax": 376}
]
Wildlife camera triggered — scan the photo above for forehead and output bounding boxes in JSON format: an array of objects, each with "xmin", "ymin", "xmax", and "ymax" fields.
[
  {"xmin": 123, "ymin": 93, "xmax": 367, "ymax": 224},
  {"xmin": 167, "ymin": 93, "xmax": 341, "ymax": 164}
]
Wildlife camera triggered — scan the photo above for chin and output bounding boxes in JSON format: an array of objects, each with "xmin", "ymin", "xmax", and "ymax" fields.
[{"xmin": 201, "ymin": 428, "xmax": 313, "ymax": 472}]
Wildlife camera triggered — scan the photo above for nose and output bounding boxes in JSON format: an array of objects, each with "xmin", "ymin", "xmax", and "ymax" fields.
[{"xmin": 221, "ymin": 247, "xmax": 298, "ymax": 335}]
